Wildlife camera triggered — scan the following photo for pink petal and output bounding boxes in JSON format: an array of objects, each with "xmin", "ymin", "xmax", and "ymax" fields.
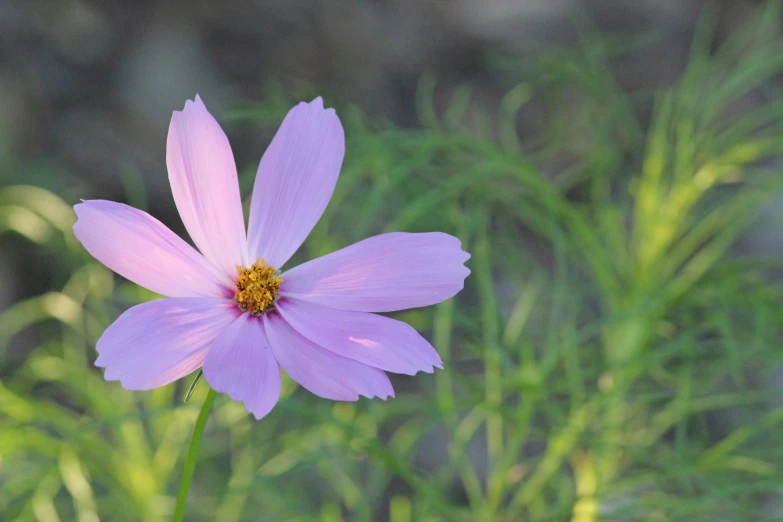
[
  {"xmin": 276, "ymin": 298, "xmax": 442, "ymax": 375},
  {"xmin": 203, "ymin": 313, "xmax": 281, "ymax": 420},
  {"xmin": 247, "ymin": 97, "xmax": 345, "ymax": 269},
  {"xmin": 280, "ymin": 232, "xmax": 470, "ymax": 312},
  {"xmin": 167, "ymin": 95, "xmax": 248, "ymax": 278},
  {"xmin": 263, "ymin": 312, "xmax": 394, "ymax": 401},
  {"xmin": 73, "ymin": 200, "xmax": 233, "ymax": 298},
  {"xmin": 96, "ymin": 298, "xmax": 239, "ymax": 390}
]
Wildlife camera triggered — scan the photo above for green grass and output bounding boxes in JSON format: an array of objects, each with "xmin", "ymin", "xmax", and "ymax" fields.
[{"xmin": 3, "ymin": 3, "xmax": 783, "ymax": 521}]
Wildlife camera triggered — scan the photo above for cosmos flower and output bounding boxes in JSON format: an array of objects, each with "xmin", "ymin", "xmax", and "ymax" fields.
[{"xmin": 73, "ymin": 96, "xmax": 470, "ymax": 419}]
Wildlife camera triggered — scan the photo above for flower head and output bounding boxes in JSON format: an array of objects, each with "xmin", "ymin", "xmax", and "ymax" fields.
[{"xmin": 73, "ymin": 95, "xmax": 470, "ymax": 419}]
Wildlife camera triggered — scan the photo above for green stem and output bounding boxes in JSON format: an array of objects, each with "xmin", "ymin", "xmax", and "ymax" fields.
[{"xmin": 172, "ymin": 388, "xmax": 217, "ymax": 522}]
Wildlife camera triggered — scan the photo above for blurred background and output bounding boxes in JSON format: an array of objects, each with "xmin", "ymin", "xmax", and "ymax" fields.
[{"xmin": 3, "ymin": 0, "xmax": 783, "ymax": 521}]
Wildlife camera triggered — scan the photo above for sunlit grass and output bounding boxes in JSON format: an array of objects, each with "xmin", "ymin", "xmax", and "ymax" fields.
[{"xmin": 3, "ymin": 3, "xmax": 783, "ymax": 521}]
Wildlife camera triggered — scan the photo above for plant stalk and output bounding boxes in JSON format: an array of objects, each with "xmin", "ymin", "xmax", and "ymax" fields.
[{"xmin": 172, "ymin": 388, "xmax": 217, "ymax": 522}]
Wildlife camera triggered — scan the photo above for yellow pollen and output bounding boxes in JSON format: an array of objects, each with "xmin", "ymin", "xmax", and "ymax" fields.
[{"xmin": 235, "ymin": 259, "xmax": 283, "ymax": 315}]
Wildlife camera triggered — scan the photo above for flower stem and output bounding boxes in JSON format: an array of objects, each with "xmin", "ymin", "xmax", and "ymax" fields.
[{"xmin": 173, "ymin": 388, "xmax": 217, "ymax": 522}]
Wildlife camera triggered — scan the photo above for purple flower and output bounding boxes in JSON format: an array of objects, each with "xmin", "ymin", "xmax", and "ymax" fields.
[{"xmin": 73, "ymin": 96, "xmax": 470, "ymax": 419}]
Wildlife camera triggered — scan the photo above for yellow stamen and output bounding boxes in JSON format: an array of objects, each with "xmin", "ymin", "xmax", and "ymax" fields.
[{"xmin": 235, "ymin": 259, "xmax": 283, "ymax": 315}]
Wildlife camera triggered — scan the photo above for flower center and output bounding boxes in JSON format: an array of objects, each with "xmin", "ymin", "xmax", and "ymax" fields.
[{"xmin": 235, "ymin": 259, "xmax": 283, "ymax": 315}]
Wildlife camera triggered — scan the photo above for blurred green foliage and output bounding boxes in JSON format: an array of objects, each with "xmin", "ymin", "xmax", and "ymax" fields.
[{"xmin": 3, "ymin": 3, "xmax": 783, "ymax": 521}]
